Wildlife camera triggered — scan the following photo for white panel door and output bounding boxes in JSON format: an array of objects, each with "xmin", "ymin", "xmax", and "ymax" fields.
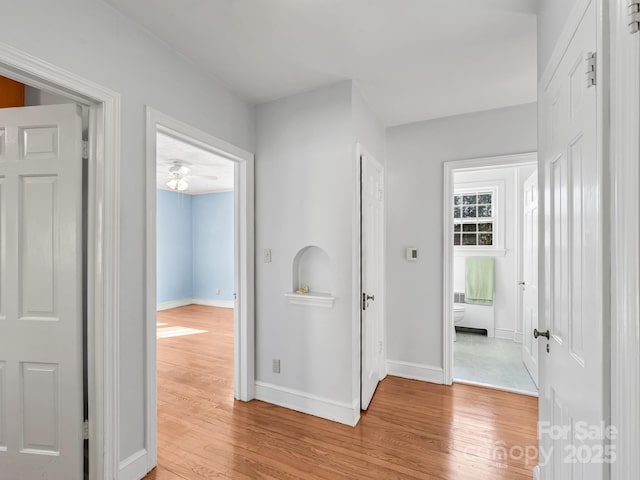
[
  {"xmin": 521, "ymin": 170, "xmax": 539, "ymax": 387},
  {"xmin": 361, "ymin": 152, "xmax": 384, "ymax": 410},
  {"xmin": 539, "ymin": 1, "xmax": 606, "ymax": 478},
  {"xmin": 0, "ymin": 104, "xmax": 83, "ymax": 479}
]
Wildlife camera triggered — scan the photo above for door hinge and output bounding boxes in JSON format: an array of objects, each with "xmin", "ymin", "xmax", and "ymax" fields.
[
  {"xmin": 629, "ymin": 1, "xmax": 640, "ymax": 34},
  {"xmin": 585, "ymin": 52, "xmax": 596, "ymax": 88},
  {"xmin": 83, "ymin": 420, "xmax": 89, "ymax": 440},
  {"xmin": 378, "ymin": 341, "xmax": 383, "ymax": 354}
]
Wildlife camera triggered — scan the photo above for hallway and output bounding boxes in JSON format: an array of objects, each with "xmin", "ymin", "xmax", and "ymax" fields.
[{"xmin": 145, "ymin": 305, "xmax": 538, "ymax": 479}]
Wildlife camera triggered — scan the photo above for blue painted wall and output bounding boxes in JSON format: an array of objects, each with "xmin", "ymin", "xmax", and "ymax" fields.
[
  {"xmin": 157, "ymin": 189, "xmax": 193, "ymax": 303},
  {"xmin": 192, "ymin": 192, "xmax": 235, "ymax": 301},
  {"xmin": 157, "ymin": 190, "xmax": 235, "ymax": 304}
]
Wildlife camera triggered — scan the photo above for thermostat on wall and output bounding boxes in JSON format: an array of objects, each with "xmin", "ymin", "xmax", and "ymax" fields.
[{"xmin": 406, "ymin": 247, "xmax": 418, "ymax": 261}]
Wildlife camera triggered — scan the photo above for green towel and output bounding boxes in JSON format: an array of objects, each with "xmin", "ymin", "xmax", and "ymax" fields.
[{"xmin": 465, "ymin": 257, "xmax": 494, "ymax": 305}]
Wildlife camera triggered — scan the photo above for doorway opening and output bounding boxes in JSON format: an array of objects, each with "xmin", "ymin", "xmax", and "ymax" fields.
[
  {"xmin": 144, "ymin": 108, "xmax": 255, "ymax": 473},
  {"xmin": 443, "ymin": 153, "xmax": 538, "ymax": 397},
  {"xmin": 155, "ymin": 130, "xmax": 236, "ymax": 472},
  {"xmin": 0, "ymin": 45, "xmax": 121, "ymax": 480}
]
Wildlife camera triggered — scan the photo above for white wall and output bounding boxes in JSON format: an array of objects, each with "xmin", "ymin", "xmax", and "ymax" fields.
[
  {"xmin": 537, "ymin": 0, "xmax": 578, "ymax": 74},
  {"xmin": 255, "ymin": 80, "xmax": 385, "ymax": 420},
  {"xmin": 0, "ymin": 0, "xmax": 254, "ymax": 468},
  {"xmin": 255, "ymin": 81, "xmax": 355, "ymax": 408},
  {"xmin": 453, "ymin": 164, "xmax": 535, "ymax": 341},
  {"xmin": 385, "ymin": 103, "xmax": 537, "ymax": 372}
]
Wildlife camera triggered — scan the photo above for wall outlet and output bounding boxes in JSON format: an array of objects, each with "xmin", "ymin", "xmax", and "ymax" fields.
[
  {"xmin": 216, "ymin": 288, "xmax": 221, "ymax": 295},
  {"xmin": 264, "ymin": 248, "xmax": 272, "ymax": 263},
  {"xmin": 272, "ymin": 358, "xmax": 280, "ymax": 374}
]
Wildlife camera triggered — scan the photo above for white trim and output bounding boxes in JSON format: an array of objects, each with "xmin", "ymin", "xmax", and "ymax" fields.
[
  {"xmin": 351, "ymin": 146, "xmax": 363, "ymax": 411},
  {"xmin": 533, "ymin": 465, "xmax": 541, "ymax": 480},
  {"xmin": 454, "ymin": 249, "xmax": 507, "ymax": 257},
  {"xmin": 254, "ymin": 381, "xmax": 360, "ymax": 427},
  {"xmin": 453, "ymin": 379, "xmax": 538, "ymax": 398},
  {"xmin": 540, "ymin": 0, "xmax": 594, "ymax": 91},
  {"xmin": 494, "ymin": 328, "xmax": 518, "ymax": 341},
  {"xmin": 157, "ymin": 298, "xmax": 235, "ymax": 311},
  {"xmin": 443, "ymin": 153, "xmax": 537, "ymax": 386},
  {"xmin": 0, "ymin": 42, "xmax": 121, "ymax": 480},
  {"xmin": 610, "ymin": 0, "xmax": 640, "ymax": 478},
  {"xmin": 283, "ymin": 292, "xmax": 336, "ymax": 308},
  {"xmin": 118, "ymin": 449, "xmax": 148, "ymax": 480},
  {"xmin": 156, "ymin": 299, "xmax": 193, "ymax": 311},
  {"xmin": 386, "ymin": 360, "xmax": 445, "ymax": 384},
  {"xmin": 145, "ymin": 108, "xmax": 255, "ymax": 473},
  {"xmin": 191, "ymin": 298, "xmax": 236, "ymax": 309}
]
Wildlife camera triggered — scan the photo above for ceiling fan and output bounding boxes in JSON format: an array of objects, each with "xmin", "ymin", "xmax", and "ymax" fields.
[{"xmin": 164, "ymin": 159, "xmax": 218, "ymax": 192}]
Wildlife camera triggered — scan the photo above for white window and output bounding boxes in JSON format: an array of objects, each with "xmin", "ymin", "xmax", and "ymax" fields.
[
  {"xmin": 453, "ymin": 182, "xmax": 504, "ymax": 255},
  {"xmin": 453, "ymin": 191, "xmax": 495, "ymax": 246}
]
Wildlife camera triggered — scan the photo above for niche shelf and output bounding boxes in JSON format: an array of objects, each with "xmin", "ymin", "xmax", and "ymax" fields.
[{"xmin": 285, "ymin": 245, "xmax": 335, "ymax": 308}]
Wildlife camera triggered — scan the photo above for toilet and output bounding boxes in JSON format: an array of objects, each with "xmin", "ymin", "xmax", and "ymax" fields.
[{"xmin": 453, "ymin": 303, "xmax": 465, "ymax": 342}]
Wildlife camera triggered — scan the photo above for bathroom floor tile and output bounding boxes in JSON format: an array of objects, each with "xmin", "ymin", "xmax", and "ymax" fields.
[{"xmin": 454, "ymin": 332, "xmax": 538, "ymax": 396}]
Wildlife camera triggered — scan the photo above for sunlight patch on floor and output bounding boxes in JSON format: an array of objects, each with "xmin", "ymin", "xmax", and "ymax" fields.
[{"xmin": 157, "ymin": 326, "xmax": 207, "ymax": 338}]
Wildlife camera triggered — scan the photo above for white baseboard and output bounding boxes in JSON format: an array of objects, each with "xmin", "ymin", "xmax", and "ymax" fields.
[
  {"xmin": 156, "ymin": 298, "xmax": 192, "ymax": 311},
  {"xmin": 192, "ymin": 297, "xmax": 235, "ymax": 309},
  {"xmin": 157, "ymin": 297, "xmax": 235, "ymax": 311},
  {"xmin": 386, "ymin": 360, "xmax": 445, "ymax": 384},
  {"xmin": 495, "ymin": 328, "xmax": 515, "ymax": 341},
  {"xmin": 254, "ymin": 381, "xmax": 360, "ymax": 427},
  {"xmin": 119, "ymin": 449, "xmax": 149, "ymax": 480}
]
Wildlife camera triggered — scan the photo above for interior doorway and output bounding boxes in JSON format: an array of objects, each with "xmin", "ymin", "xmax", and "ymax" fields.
[
  {"xmin": 144, "ymin": 108, "xmax": 255, "ymax": 472},
  {"xmin": 0, "ymin": 46, "xmax": 121, "ymax": 480},
  {"xmin": 443, "ymin": 153, "xmax": 538, "ymax": 396}
]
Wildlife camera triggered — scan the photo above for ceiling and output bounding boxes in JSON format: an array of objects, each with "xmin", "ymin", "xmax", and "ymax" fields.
[
  {"xmin": 156, "ymin": 132, "xmax": 234, "ymax": 195},
  {"xmin": 107, "ymin": 0, "xmax": 538, "ymax": 127}
]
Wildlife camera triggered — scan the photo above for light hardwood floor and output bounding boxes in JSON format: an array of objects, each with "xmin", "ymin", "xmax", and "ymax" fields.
[{"xmin": 145, "ymin": 305, "xmax": 538, "ymax": 480}]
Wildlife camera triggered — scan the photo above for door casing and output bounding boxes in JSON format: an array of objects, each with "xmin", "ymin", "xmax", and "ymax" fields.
[
  {"xmin": 442, "ymin": 152, "xmax": 537, "ymax": 386},
  {"xmin": 144, "ymin": 107, "xmax": 255, "ymax": 472},
  {"xmin": 0, "ymin": 41, "xmax": 121, "ymax": 480}
]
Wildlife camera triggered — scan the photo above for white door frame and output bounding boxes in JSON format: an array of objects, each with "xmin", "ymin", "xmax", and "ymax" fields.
[
  {"xmin": 0, "ymin": 43, "xmax": 121, "ymax": 479},
  {"xmin": 609, "ymin": 0, "xmax": 640, "ymax": 477},
  {"xmin": 442, "ymin": 152, "xmax": 537, "ymax": 385},
  {"xmin": 145, "ymin": 107, "xmax": 255, "ymax": 470}
]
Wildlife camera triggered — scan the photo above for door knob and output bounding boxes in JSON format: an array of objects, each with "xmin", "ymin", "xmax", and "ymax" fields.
[
  {"xmin": 534, "ymin": 329, "xmax": 550, "ymax": 339},
  {"xmin": 518, "ymin": 281, "xmax": 526, "ymax": 286},
  {"xmin": 366, "ymin": 294, "xmax": 375, "ymax": 301}
]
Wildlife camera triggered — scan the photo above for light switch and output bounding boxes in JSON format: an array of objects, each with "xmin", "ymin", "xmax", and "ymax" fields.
[
  {"xmin": 406, "ymin": 247, "xmax": 418, "ymax": 261},
  {"xmin": 264, "ymin": 248, "xmax": 272, "ymax": 263}
]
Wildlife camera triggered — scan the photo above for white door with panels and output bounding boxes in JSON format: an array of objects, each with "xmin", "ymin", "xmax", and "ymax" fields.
[
  {"xmin": 521, "ymin": 170, "xmax": 539, "ymax": 387},
  {"xmin": 539, "ymin": 1, "xmax": 606, "ymax": 478},
  {"xmin": 361, "ymin": 152, "xmax": 384, "ymax": 410},
  {"xmin": 0, "ymin": 105, "xmax": 84, "ymax": 478}
]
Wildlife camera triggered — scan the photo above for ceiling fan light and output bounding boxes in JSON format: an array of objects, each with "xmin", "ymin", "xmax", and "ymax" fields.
[
  {"xmin": 177, "ymin": 178, "xmax": 189, "ymax": 191},
  {"xmin": 166, "ymin": 178, "xmax": 178, "ymax": 190}
]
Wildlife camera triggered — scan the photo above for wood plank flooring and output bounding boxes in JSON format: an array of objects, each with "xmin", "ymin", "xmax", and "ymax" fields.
[{"xmin": 145, "ymin": 305, "xmax": 538, "ymax": 480}]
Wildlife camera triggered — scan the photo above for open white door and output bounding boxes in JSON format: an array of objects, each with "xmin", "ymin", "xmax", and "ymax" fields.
[
  {"xmin": 361, "ymin": 151, "xmax": 384, "ymax": 410},
  {"xmin": 539, "ymin": 1, "xmax": 606, "ymax": 477},
  {"xmin": 0, "ymin": 105, "xmax": 84, "ymax": 478},
  {"xmin": 521, "ymin": 170, "xmax": 539, "ymax": 387}
]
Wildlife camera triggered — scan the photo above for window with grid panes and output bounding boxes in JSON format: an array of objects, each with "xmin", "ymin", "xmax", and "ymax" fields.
[{"xmin": 453, "ymin": 192, "xmax": 494, "ymax": 247}]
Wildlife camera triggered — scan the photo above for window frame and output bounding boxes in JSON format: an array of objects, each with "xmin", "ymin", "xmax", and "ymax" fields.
[{"xmin": 453, "ymin": 180, "xmax": 506, "ymax": 256}]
